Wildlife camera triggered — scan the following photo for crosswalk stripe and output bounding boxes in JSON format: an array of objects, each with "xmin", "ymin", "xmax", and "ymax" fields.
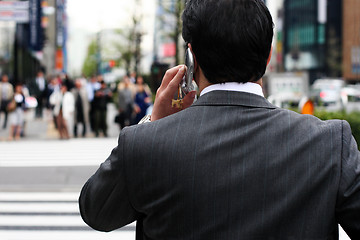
[
  {"xmin": 1, "ymin": 230, "xmax": 136, "ymax": 240},
  {"xmin": 0, "ymin": 138, "xmax": 119, "ymax": 167},
  {"xmin": 0, "ymin": 192, "xmax": 136, "ymax": 233},
  {"xmin": 0, "ymin": 215, "xmax": 85, "ymax": 226},
  {"xmin": 0, "ymin": 226, "xmax": 136, "ymax": 231},
  {"xmin": 0, "ymin": 192, "xmax": 79, "ymax": 201},
  {"xmin": 0, "ymin": 203, "xmax": 79, "ymax": 213}
]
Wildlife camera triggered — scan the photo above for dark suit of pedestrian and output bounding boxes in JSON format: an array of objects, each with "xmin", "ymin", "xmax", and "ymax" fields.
[{"xmin": 79, "ymin": 91, "xmax": 360, "ymax": 239}]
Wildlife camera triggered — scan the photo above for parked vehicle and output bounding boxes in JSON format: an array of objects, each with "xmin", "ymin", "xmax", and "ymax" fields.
[
  {"xmin": 265, "ymin": 72, "xmax": 309, "ymax": 108},
  {"xmin": 341, "ymin": 85, "xmax": 360, "ymax": 113},
  {"xmin": 309, "ymin": 79, "xmax": 345, "ymax": 111}
]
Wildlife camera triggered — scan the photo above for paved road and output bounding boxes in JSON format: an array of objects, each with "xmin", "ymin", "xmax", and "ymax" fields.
[
  {"xmin": 0, "ymin": 137, "xmax": 137, "ymax": 240},
  {"xmin": 0, "ymin": 192, "xmax": 136, "ymax": 240},
  {"xmin": 0, "ymin": 138, "xmax": 117, "ymax": 192}
]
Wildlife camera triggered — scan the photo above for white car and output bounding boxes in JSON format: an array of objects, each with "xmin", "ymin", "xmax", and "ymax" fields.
[{"xmin": 310, "ymin": 79, "xmax": 345, "ymax": 111}]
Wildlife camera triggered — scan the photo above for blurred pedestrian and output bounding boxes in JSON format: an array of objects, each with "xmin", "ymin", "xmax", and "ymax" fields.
[
  {"xmin": 87, "ymin": 76, "xmax": 101, "ymax": 132},
  {"xmin": 19, "ymin": 83, "xmax": 31, "ymax": 138},
  {"xmin": 46, "ymin": 76, "xmax": 61, "ymax": 129},
  {"xmin": 134, "ymin": 76, "xmax": 152, "ymax": 123},
  {"xmin": 0, "ymin": 74, "xmax": 14, "ymax": 129},
  {"xmin": 63, "ymin": 74, "xmax": 75, "ymax": 91},
  {"xmin": 29, "ymin": 70, "xmax": 47, "ymax": 118},
  {"xmin": 46, "ymin": 76, "xmax": 61, "ymax": 109},
  {"xmin": 50, "ymin": 84, "xmax": 74, "ymax": 139},
  {"xmin": 8, "ymin": 83, "xmax": 25, "ymax": 141},
  {"xmin": 72, "ymin": 78, "xmax": 90, "ymax": 138},
  {"xmin": 116, "ymin": 76, "xmax": 136, "ymax": 129},
  {"xmin": 129, "ymin": 71, "xmax": 137, "ymax": 84},
  {"xmin": 93, "ymin": 81, "xmax": 112, "ymax": 137}
]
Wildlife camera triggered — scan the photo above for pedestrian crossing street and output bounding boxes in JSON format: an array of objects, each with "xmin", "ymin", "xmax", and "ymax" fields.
[{"xmin": 0, "ymin": 192, "xmax": 136, "ymax": 240}]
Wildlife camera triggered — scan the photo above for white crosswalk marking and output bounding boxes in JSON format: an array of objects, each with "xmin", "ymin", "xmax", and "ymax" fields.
[
  {"xmin": 0, "ymin": 138, "xmax": 118, "ymax": 167},
  {"xmin": 0, "ymin": 192, "xmax": 136, "ymax": 240}
]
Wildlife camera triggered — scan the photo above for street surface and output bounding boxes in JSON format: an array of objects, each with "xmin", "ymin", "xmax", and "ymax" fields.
[
  {"xmin": 0, "ymin": 106, "xmax": 352, "ymax": 240},
  {"xmin": 0, "ymin": 192, "xmax": 136, "ymax": 240},
  {"xmin": 0, "ymin": 137, "xmax": 136, "ymax": 240},
  {"xmin": 0, "ymin": 105, "xmax": 137, "ymax": 239}
]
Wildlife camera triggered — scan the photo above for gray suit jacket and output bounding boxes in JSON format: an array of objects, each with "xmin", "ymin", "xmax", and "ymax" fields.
[{"xmin": 79, "ymin": 91, "xmax": 360, "ymax": 239}]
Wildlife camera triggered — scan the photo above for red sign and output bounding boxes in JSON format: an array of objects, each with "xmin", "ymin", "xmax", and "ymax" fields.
[
  {"xmin": 162, "ymin": 43, "xmax": 176, "ymax": 57},
  {"xmin": 55, "ymin": 48, "xmax": 63, "ymax": 71},
  {"xmin": 109, "ymin": 60, "xmax": 116, "ymax": 68}
]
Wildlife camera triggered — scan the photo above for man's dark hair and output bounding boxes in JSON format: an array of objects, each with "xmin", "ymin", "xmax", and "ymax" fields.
[{"xmin": 182, "ymin": 0, "xmax": 274, "ymax": 84}]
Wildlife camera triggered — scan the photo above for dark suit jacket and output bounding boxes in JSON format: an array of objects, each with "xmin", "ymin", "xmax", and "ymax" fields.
[{"xmin": 79, "ymin": 91, "xmax": 360, "ymax": 239}]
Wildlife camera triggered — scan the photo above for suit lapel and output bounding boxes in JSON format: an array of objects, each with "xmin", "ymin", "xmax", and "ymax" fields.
[{"xmin": 191, "ymin": 90, "xmax": 277, "ymax": 109}]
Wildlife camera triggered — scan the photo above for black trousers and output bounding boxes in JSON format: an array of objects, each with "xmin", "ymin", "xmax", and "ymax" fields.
[
  {"xmin": 74, "ymin": 120, "xmax": 87, "ymax": 137},
  {"xmin": 94, "ymin": 109, "xmax": 107, "ymax": 137},
  {"xmin": 0, "ymin": 100, "xmax": 10, "ymax": 129}
]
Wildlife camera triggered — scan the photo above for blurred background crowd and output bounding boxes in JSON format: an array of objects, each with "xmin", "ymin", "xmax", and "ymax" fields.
[{"xmin": 0, "ymin": 70, "xmax": 152, "ymax": 140}]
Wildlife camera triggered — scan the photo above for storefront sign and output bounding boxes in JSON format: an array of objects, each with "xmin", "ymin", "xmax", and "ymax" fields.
[
  {"xmin": 0, "ymin": 1, "xmax": 29, "ymax": 23},
  {"xmin": 29, "ymin": 0, "xmax": 42, "ymax": 51},
  {"xmin": 0, "ymin": 10, "xmax": 29, "ymax": 22},
  {"xmin": 0, "ymin": 1, "xmax": 29, "ymax": 10}
]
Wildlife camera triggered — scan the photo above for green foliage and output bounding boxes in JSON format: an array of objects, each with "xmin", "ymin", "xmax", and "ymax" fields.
[
  {"xmin": 82, "ymin": 40, "xmax": 98, "ymax": 77},
  {"xmin": 314, "ymin": 110, "xmax": 360, "ymax": 149},
  {"xmin": 113, "ymin": 29, "xmax": 134, "ymax": 74}
]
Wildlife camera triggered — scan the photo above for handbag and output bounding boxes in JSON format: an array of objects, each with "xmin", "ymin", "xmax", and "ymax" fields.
[{"xmin": 6, "ymin": 99, "xmax": 16, "ymax": 112}]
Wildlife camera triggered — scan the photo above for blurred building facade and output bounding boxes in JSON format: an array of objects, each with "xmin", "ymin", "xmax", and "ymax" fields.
[
  {"xmin": 343, "ymin": 0, "xmax": 360, "ymax": 82},
  {"xmin": 151, "ymin": 0, "xmax": 179, "ymax": 91},
  {"xmin": 0, "ymin": 21, "xmax": 15, "ymax": 76},
  {"xmin": 153, "ymin": 0, "xmax": 179, "ymax": 66},
  {"xmin": 0, "ymin": 0, "xmax": 64, "ymax": 84},
  {"xmin": 282, "ymin": 0, "xmax": 342, "ymax": 84}
]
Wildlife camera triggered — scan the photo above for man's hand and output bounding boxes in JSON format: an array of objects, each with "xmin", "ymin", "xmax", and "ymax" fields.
[{"xmin": 151, "ymin": 65, "xmax": 197, "ymax": 121}]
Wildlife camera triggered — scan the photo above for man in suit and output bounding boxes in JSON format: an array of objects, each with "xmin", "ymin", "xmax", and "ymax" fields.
[
  {"xmin": 72, "ymin": 78, "xmax": 90, "ymax": 138},
  {"xmin": 79, "ymin": 0, "xmax": 360, "ymax": 239},
  {"xmin": 29, "ymin": 70, "xmax": 47, "ymax": 118}
]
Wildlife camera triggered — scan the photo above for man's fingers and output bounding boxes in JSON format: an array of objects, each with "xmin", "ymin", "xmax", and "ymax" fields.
[
  {"xmin": 182, "ymin": 91, "xmax": 197, "ymax": 108},
  {"xmin": 163, "ymin": 66, "xmax": 186, "ymax": 96},
  {"xmin": 159, "ymin": 65, "xmax": 184, "ymax": 90}
]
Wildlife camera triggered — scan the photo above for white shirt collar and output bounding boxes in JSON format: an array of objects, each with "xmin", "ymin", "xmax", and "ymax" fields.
[{"xmin": 200, "ymin": 82, "xmax": 264, "ymax": 97}]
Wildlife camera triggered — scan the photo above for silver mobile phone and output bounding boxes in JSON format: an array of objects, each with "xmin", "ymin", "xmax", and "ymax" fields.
[{"xmin": 180, "ymin": 48, "xmax": 195, "ymax": 95}]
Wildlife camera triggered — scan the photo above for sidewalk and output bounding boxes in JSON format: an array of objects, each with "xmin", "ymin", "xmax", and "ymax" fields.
[{"xmin": 0, "ymin": 109, "xmax": 49, "ymax": 141}]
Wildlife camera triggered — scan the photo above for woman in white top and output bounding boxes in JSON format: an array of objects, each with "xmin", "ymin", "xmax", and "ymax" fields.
[
  {"xmin": 49, "ymin": 84, "xmax": 74, "ymax": 139},
  {"xmin": 8, "ymin": 84, "xmax": 25, "ymax": 140}
]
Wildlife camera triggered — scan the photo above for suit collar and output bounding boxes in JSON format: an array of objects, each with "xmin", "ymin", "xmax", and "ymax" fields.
[
  {"xmin": 191, "ymin": 90, "xmax": 276, "ymax": 109},
  {"xmin": 200, "ymin": 82, "xmax": 264, "ymax": 97}
]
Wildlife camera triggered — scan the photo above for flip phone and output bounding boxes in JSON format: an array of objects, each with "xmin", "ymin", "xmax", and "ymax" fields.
[
  {"xmin": 180, "ymin": 48, "xmax": 195, "ymax": 95},
  {"xmin": 172, "ymin": 48, "xmax": 196, "ymax": 109}
]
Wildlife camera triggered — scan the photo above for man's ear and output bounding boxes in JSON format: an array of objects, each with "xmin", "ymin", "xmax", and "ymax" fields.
[
  {"xmin": 188, "ymin": 43, "xmax": 198, "ymax": 70},
  {"xmin": 267, "ymin": 46, "xmax": 273, "ymax": 66}
]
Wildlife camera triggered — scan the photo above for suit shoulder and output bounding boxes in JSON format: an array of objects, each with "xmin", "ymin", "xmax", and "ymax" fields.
[
  {"xmin": 273, "ymin": 108, "xmax": 346, "ymax": 137},
  {"xmin": 118, "ymin": 121, "xmax": 159, "ymax": 143},
  {"xmin": 281, "ymin": 108, "xmax": 342, "ymax": 125}
]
